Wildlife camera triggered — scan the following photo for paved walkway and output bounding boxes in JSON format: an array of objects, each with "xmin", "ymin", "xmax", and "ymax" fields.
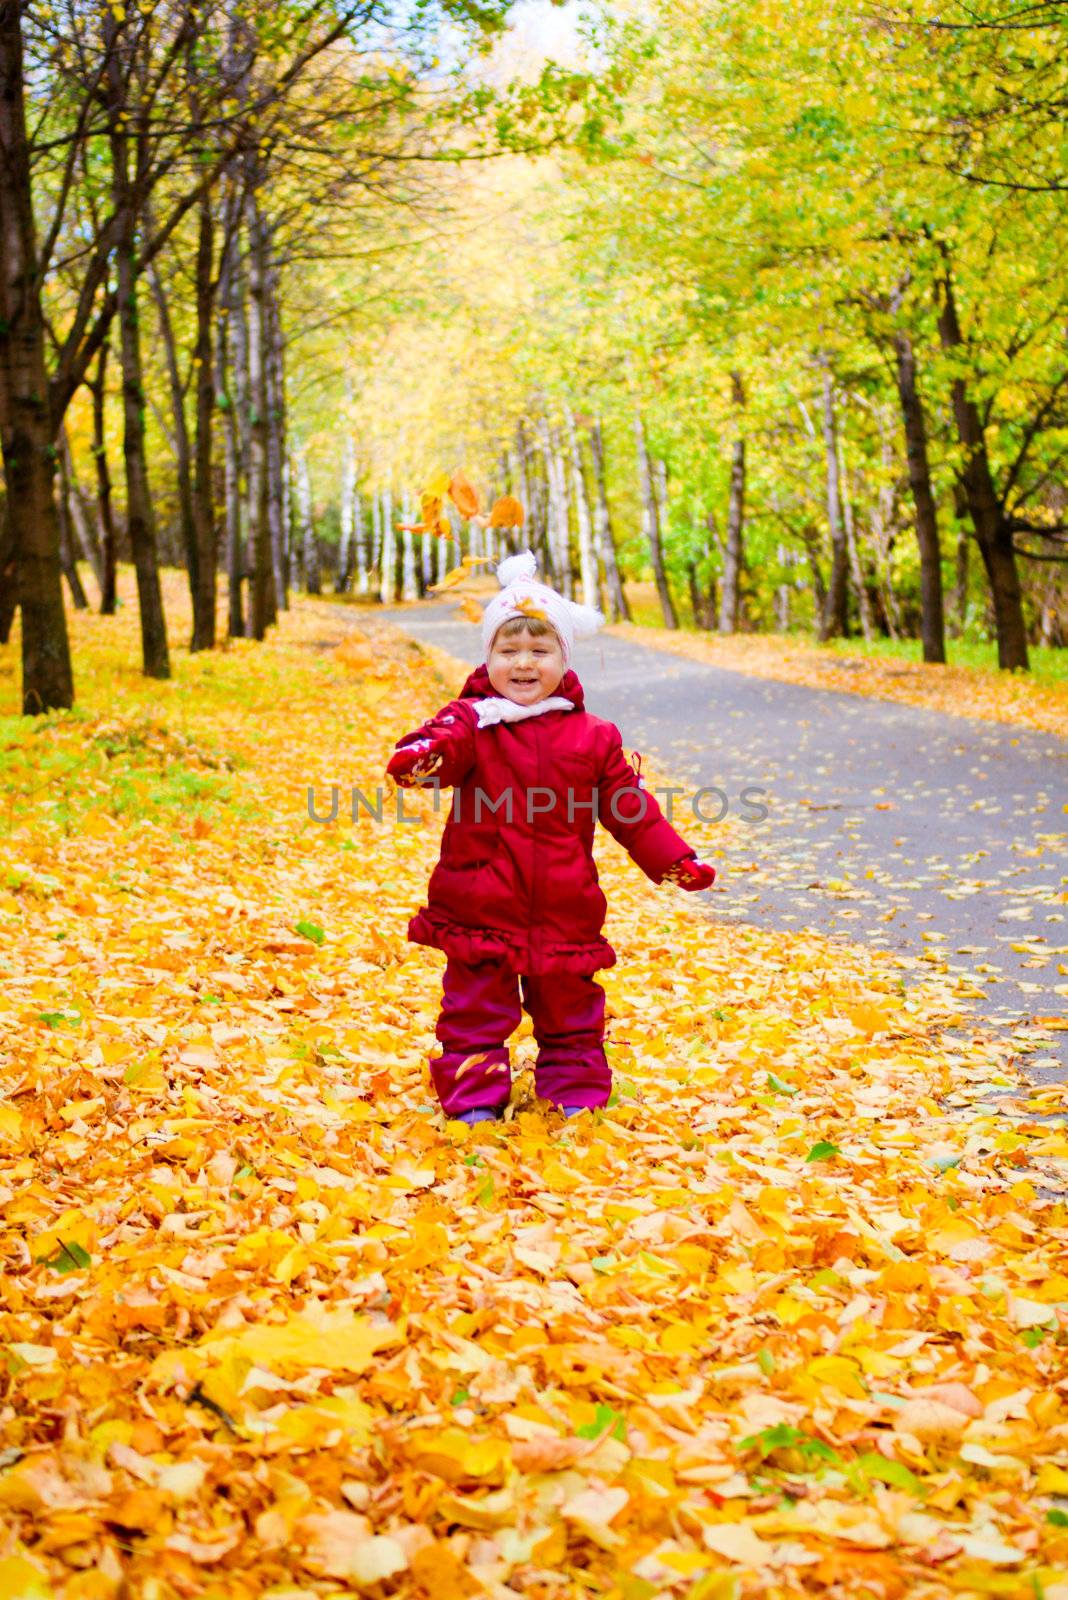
[{"xmin": 378, "ymin": 602, "xmax": 1068, "ymax": 1075}]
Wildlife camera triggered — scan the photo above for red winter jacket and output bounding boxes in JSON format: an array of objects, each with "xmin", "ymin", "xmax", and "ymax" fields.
[{"xmin": 386, "ymin": 663, "xmax": 699, "ymax": 975}]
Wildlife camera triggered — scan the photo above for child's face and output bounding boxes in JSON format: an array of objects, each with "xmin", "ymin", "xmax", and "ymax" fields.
[{"xmin": 487, "ymin": 626, "xmax": 566, "ymax": 706}]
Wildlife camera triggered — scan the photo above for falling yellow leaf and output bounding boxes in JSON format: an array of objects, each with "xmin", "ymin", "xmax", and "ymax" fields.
[{"xmin": 448, "ymin": 470, "xmax": 481, "ymax": 520}]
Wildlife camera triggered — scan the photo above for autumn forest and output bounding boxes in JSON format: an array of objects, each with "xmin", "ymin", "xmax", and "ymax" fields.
[{"xmin": 2, "ymin": 1, "xmax": 1068, "ymax": 1597}]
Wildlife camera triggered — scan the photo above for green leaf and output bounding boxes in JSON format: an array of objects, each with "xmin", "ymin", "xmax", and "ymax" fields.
[
  {"xmin": 857, "ymin": 1451, "xmax": 924, "ymax": 1496},
  {"xmin": 738, "ymin": 1422, "xmax": 806, "ymax": 1457},
  {"xmin": 37, "ymin": 1009, "xmax": 81, "ymax": 1029},
  {"xmin": 577, "ymin": 1403, "xmax": 627, "ymax": 1442},
  {"xmin": 39, "ymin": 1239, "xmax": 91, "ymax": 1275},
  {"xmin": 295, "ymin": 919, "xmax": 325, "ymax": 945},
  {"xmin": 766, "ymin": 1072, "xmax": 798, "ymax": 1095},
  {"xmin": 1046, "ymin": 1509, "xmax": 1068, "ymax": 1527},
  {"xmin": 806, "ymin": 1140, "xmax": 840, "ymax": 1162},
  {"xmin": 450, "ymin": 1387, "xmax": 470, "ymax": 1407},
  {"xmin": 477, "ymin": 1175, "xmax": 494, "ymax": 1206},
  {"xmin": 757, "ymin": 1347, "xmax": 776, "ymax": 1376}
]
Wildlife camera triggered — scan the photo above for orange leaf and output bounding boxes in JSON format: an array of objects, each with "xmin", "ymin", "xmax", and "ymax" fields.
[
  {"xmin": 489, "ymin": 494, "xmax": 525, "ymax": 529},
  {"xmin": 448, "ymin": 471, "xmax": 481, "ymax": 520}
]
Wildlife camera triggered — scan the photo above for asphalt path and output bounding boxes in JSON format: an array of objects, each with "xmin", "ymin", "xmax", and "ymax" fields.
[{"xmin": 377, "ymin": 602, "xmax": 1068, "ymax": 1076}]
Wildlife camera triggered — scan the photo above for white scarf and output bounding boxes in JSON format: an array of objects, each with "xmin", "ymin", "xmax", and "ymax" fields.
[{"xmin": 474, "ymin": 695, "xmax": 575, "ymax": 730}]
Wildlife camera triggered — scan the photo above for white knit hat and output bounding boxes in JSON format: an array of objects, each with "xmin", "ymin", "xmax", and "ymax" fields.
[{"xmin": 481, "ymin": 550, "xmax": 605, "ymax": 669}]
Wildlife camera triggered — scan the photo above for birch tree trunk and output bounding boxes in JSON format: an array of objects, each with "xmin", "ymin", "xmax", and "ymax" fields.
[
  {"xmin": 588, "ymin": 418, "xmax": 629, "ymax": 622},
  {"xmin": 718, "ymin": 373, "xmax": 747, "ymax": 633},
  {"xmin": 539, "ymin": 419, "xmax": 571, "ymax": 595},
  {"xmin": 838, "ymin": 424, "xmax": 874, "ymax": 641},
  {"xmin": 371, "ymin": 490, "xmax": 382, "ymax": 580},
  {"xmin": 437, "ymin": 513, "xmax": 450, "ymax": 583},
  {"xmin": 401, "ymin": 491, "xmax": 418, "ymax": 600},
  {"xmin": 297, "ymin": 450, "xmax": 319, "ymax": 594},
  {"xmin": 379, "ymin": 489, "xmax": 396, "ymax": 603},
  {"xmin": 244, "ymin": 192, "xmax": 272, "ymax": 639},
  {"xmin": 893, "ymin": 329, "xmax": 945, "ymax": 662},
  {"xmin": 565, "ymin": 404, "xmax": 598, "ymax": 609},
  {"xmin": 818, "ymin": 366, "xmax": 849, "ymax": 642},
  {"xmin": 634, "ymin": 408, "xmax": 677, "ymax": 628},
  {"xmin": 355, "ymin": 490, "xmax": 370, "ymax": 595},
  {"xmin": 871, "ymin": 411, "xmax": 902, "ymax": 640},
  {"xmin": 336, "ymin": 434, "xmax": 356, "ymax": 594},
  {"xmin": 0, "ymin": 1, "xmax": 73, "ymax": 707}
]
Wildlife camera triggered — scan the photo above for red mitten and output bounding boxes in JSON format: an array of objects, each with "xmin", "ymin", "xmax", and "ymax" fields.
[
  {"xmin": 387, "ymin": 738, "xmax": 443, "ymax": 787},
  {"xmin": 662, "ymin": 855, "xmax": 717, "ymax": 891}
]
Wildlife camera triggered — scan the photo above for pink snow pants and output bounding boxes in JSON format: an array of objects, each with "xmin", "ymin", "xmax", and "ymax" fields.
[{"xmin": 430, "ymin": 955, "xmax": 611, "ymax": 1118}]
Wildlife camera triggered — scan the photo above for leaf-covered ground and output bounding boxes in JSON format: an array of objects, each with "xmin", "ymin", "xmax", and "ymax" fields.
[{"xmin": 2, "ymin": 575, "xmax": 1067, "ymax": 1600}]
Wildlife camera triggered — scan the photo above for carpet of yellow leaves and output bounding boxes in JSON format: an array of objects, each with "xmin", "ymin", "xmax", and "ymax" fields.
[
  {"xmin": 603, "ymin": 619, "xmax": 1068, "ymax": 740},
  {"xmin": 2, "ymin": 574, "xmax": 1067, "ymax": 1599}
]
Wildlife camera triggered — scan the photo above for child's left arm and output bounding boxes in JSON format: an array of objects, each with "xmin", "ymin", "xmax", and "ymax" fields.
[{"xmin": 596, "ymin": 729, "xmax": 716, "ymax": 889}]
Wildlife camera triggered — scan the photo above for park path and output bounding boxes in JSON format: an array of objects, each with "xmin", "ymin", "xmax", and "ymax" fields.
[{"xmin": 377, "ymin": 602, "xmax": 1068, "ymax": 1076}]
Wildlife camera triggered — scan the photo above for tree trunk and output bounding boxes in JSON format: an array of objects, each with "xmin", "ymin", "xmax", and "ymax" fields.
[
  {"xmin": 147, "ymin": 255, "xmax": 198, "ymax": 607},
  {"xmin": 0, "ymin": 1, "xmax": 74, "ymax": 710},
  {"xmin": 953, "ymin": 519, "xmax": 970, "ymax": 639},
  {"xmin": 838, "ymin": 422, "xmax": 875, "ymax": 642},
  {"xmin": 936, "ymin": 263, "xmax": 1028, "ymax": 669},
  {"xmin": 55, "ymin": 454, "xmax": 88, "ymax": 609},
  {"xmin": 379, "ymin": 489, "xmax": 396, "ymax": 603},
  {"xmin": 221, "ymin": 230, "xmax": 246, "ymax": 639},
  {"xmin": 689, "ymin": 537, "xmax": 717, "ymax": 630},
  {"xmin": 336, "ymin": 434, "xmax": 356, "ymax": 593},
  {"xmin": 564, "ymin": 404, "xmax": 599, "ymax": 609},
  {"xmin": 371, "ymin": 489, "xmax": 382, "ymax": 578},
  {"xmin": 538, "ymin": 418, "xmax": 570, "ymax": 594},
  {"xmin": 0, "ymin": 501, "xmax": 14, "ymax": 644},
  {"xmin": 400, "ymin": 491, "xmax": 418, "ymax": 600},
  {"xmin": 818, "ymin": 366, "xmax": 849, "ymax": 642},
  {"xmin": 355, "ymin": 489, "xmax": 370, "ymax": 595},
  {"xmin": 244, "ymin": 192, "xmax": 272, "ymax": 639},
  {"xmin": 437, "ymin": 510, "xmax": 450, "ymax": 584},
  {"xmin": 801, "ymin": 523, "xmax": 827, "ymax": 619},
  {"xmin": 587, "ymin": 417, "xmax": 629, "ymax": 621},
  {"xmin": 84, "ymin": 346, "xmax": 118, "ymax": 616},
  {"xmin": 190, "ymin": 195, "xmax": 216, "ymax": 650},
  {"xmin": 58, "ymin": 425, "xmax": 104, "ymax": 594},
  {"xmin": 892, "ymin": 329, "xmax": 945, "ymax": 662},
  {"xmin": 265, "ymin": 252, "xmax": 287, "ymax": 612},
  {"xmin": 297, "ymin": 450, "xmax": 319, "ymax": 594},
  {"xmin": 718, "ymin": 372, "xmax": 746, "ymax": 633},
  {"xmin": 107, "ymin": 16, "xmax": 169, "ymax": 680},
  {"xmin": 634, "ymin": 408, "xmax": 677, "ymax": 628}
]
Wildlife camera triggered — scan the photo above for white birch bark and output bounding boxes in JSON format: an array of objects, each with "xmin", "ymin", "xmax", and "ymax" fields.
[{"xmin": 379, "ymin": 488, "xmax": 395, "ymax": 603}]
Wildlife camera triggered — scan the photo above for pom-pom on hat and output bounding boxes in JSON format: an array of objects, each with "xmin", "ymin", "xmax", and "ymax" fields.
[{"xmin": 481, "ymin": 550, "xmax": 605, "ymax": 669}]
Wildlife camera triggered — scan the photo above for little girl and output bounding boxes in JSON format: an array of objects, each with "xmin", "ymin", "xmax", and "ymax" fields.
[{"xmin": 386, "ymin": 551, "xmax": 716, "ymax": 1125}]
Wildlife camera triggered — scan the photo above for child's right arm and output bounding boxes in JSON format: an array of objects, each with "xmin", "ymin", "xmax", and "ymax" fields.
[{"xmin": 386, "ymin": 699, "xmax": 478, "ymax": 789}]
